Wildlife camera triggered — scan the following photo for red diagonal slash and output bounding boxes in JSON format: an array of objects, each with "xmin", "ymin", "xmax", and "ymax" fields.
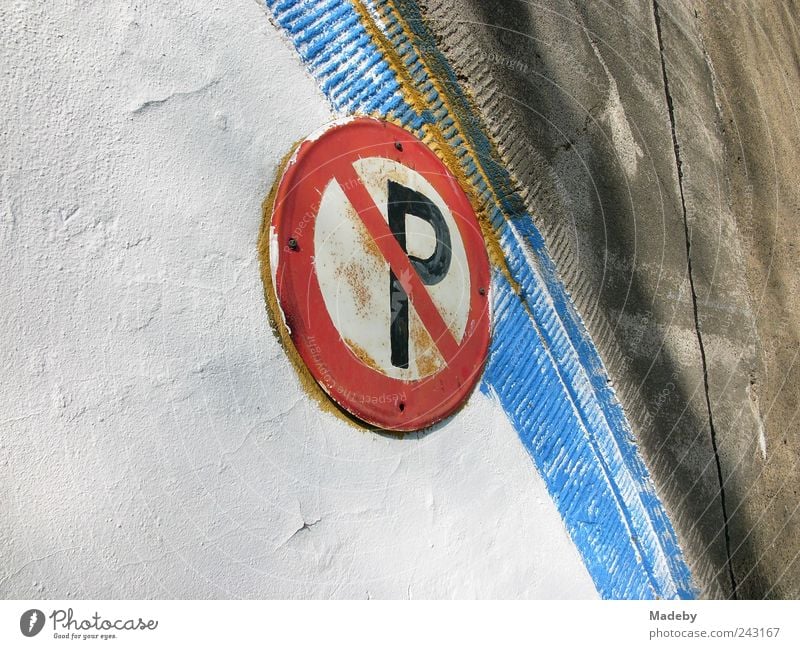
[{"xmin": 334, "ymin": 164, "xmax": 460, "ymax": 366}]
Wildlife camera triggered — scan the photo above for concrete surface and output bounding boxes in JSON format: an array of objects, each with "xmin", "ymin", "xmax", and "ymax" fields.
[
  {"xmin": 692, "ymin": 0, "xmax": 800, "ymax": 599},
  {"xmin": 0, "ymin": 0, "xmax": 598, "ymax": 598},
  {"xmin": 415, "ymin": 0, "xmax": 800, "ymax": 598}
]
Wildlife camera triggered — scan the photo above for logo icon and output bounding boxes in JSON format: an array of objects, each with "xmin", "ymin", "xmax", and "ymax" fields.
[{"xmin": 20, "ymin": 609, "xmax": 45, "ymax": 637}]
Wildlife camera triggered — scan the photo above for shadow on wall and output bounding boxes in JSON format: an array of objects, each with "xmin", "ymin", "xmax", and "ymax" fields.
[{"xmin": 418, "ymin": 0, "xmax": 782, "ymax": 597}]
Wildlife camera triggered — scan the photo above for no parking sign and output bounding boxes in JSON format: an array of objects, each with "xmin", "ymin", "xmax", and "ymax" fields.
[{"xmin": 265, "ymin": 118, "xmax": 490, "ymax": 431}]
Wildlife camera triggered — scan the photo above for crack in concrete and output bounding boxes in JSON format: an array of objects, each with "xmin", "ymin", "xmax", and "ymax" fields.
[
  {"xmin": 278, "ymin": 517, "xmax": 322, "ymax": 549},
  {"xmin": 130, "ymin": 79, "xmax": 221, "ymax": 115},
  {"xmin": 652, "ymin": 0, "xmax": 739, "ymax": 599}
]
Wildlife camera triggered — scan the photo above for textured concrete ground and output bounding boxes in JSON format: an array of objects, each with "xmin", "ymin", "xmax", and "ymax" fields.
[{"xmin": 415, "ymin": 0, "xmax": 800, "ymax": 598}]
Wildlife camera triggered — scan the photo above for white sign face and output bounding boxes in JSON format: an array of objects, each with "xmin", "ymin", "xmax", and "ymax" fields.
[{"xmin": 314, "ymin": 157, "xmax": 470, "ymax": 380}]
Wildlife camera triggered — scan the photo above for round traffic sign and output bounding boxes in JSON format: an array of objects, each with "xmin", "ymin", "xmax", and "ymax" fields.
[{"xmin": 264, "ymin": 117, "xmax": 490, "ymax": 431}]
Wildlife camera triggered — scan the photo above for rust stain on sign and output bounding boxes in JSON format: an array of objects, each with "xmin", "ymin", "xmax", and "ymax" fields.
[
  {"xmin": 344, "ymin": 338, "xmax": 382, "ymax": 372},
  {"xmin": 411, "ymin": 316, "xmax": 443, "ymax": 377}
]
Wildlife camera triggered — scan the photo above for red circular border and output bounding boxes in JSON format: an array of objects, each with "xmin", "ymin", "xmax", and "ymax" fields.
[{"xmin": 270, "ymin": 117, "xmax": 491, "ymax": 431}]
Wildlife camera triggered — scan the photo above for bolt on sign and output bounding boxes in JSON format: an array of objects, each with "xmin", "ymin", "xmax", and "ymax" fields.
[{"xmin": 264, "ymin": 117, "xmax": 491, "ymax": 431}]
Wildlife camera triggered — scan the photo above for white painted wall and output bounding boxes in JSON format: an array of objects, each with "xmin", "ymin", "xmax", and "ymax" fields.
[{"xmin": 0, "ymin": 0, "xmax": 597, "ymax": 598}]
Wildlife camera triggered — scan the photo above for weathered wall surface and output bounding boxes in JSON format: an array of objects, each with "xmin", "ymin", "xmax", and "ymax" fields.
[
  {"xmin": 0, "ymin": 0, "xmax": 598, "ymax": 598},
  {"xmin": 3, "ymin": 0, "xmax": 798, "ymax": 600},
  {"xmin": 416, "ymin": 0, "xmax": 800, "ymax": 597}
]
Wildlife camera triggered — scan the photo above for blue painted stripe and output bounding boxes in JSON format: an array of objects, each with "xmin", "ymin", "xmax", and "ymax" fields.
[{"xmin": 264, "ymin": 0, "xmax": 695, "ymax": 599}]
